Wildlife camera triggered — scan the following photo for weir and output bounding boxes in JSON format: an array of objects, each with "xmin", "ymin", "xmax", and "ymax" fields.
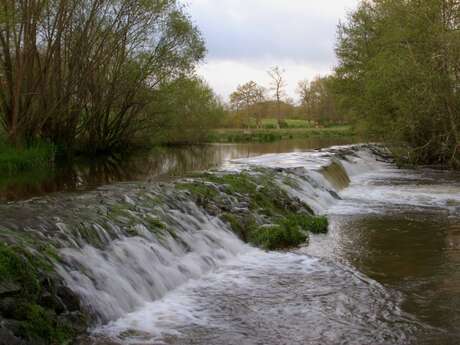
[{"xmin": 0, "ymin": 144, "xmax": 387, "ymax": 344}]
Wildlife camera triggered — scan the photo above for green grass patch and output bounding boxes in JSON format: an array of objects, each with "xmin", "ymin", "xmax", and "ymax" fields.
[
  {"xmin": 176, "ymin": 181, "xmax": 219, "ymax": 199},
  {"xmin": 0, "ymin": 140, "xmax": 55, "ymax": 174},
  {"xmin": 249, "ymin": 224, "xmax": 308, "ymax": 250},
  {"xmin": 179, "ymin": 171, "xmax": 328, "ymax": 250},
  {"xmin": 208, "ymin": 126, "xmax": 355, "ymax": 143},
  {"xmin": 17, "ymin": 303, "xmax": 74, "ymax": 344},
  {"xmin": 281, "ymin": 214, "xmax": 329, "ymax": 234},
  {"xmin": 249, "ymin": 214, "xmax": 328, "ymax": 250}
]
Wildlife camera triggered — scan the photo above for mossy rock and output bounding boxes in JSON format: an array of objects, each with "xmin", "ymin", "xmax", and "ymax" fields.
[{"xmin": 0, "ymin": 243, "xmax": 88, "ymax": 345}]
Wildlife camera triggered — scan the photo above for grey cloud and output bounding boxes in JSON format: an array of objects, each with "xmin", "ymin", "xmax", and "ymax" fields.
[{"xmin": 187, "ymin": 0, "xmax": 357, "ymax": 67}]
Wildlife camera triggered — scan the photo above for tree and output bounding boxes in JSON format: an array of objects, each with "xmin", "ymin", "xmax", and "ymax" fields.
[
  {"xmin": 0, "ymin": 0, "xmax": 205, "ymax": 152},
  {"xmin": 229, "ymin": 81, "xmax": 265, "ymax": 128},
  {"xmin": 149, "ymin": 77, "xmax": 225, "ymax": 144},
  {"xmin": 267, "ymin": 66, "xmax": 286, "ymax": 127},
  {"xmin": 297, "ymin": 76, "xmax": 343, "ymax": 125},
  {"xmin": 335, "ymin": 0, "xmax": 460, "ymax": 168}
]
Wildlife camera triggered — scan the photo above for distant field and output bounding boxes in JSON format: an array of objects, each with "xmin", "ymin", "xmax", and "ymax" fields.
[
  {"xmin": 242, "ymin": 118, "xmax": 315, "ymax": 129},
  {"xmin": 208, "ymin": 125, "xmax": 354, "ymax": 143}
]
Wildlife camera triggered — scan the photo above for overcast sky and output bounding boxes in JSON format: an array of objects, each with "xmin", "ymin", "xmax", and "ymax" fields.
[{"xmin": 184, "ymin": 0, "xmax": 359, "ymax": 102}]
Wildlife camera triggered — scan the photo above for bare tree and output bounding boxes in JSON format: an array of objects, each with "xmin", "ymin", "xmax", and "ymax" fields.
[{"xmin": 267, "ymin": 66, "xmax": 286, "ymax": 128}]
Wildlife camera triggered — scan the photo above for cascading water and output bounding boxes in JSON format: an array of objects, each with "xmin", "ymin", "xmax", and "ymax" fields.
[
  {"xmin": 46, "ymin": 144, "xmax": 407, "ymax": 344},
  {"xmin": 7, "ymin": 144, "xmax": 459, "ymax": 345}
]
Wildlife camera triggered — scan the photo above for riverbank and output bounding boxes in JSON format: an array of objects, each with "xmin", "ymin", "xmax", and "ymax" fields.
[
  {"xmin": 0, "ymin": 127, "xmax": 353, "ymax": 172},
  {"xmin": 207, "ymin": 125, "xmax": 355, "ymax": 143},
  {"xmin": 0, "ymin": 138, "xmax": 359, "ymax": 203},
  {"xmin": 0, "ymin": 141, "xmax": 55, "ymax": 175}
]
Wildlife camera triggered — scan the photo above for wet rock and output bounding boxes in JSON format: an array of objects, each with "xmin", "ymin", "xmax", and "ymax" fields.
[
  {"xmin": 58, "ymin": 311, "xmax": 88, "ymax": 334},
  {"xmin": 38, "ymin": 292, "xmax": 66, "ymax": 314},
  {"xmin": 57, "ymin": 286, "xmax": 81, "ymax": 312},
  {"xmin": 0, "ymin": 298, "xmax": 17, "ymax": 319},
  {"xmin": 0, "ymin": 319, "xmax": 23, "ymax": 342},
  {"xmin": 0, "ymin": 325, "xmax": 25, "ymax": 345},
  {"xmin": 0, "ymin": 282, "xmax": 21, "ymax": 297}
]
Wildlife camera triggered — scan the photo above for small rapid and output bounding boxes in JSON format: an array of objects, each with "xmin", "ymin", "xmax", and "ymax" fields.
[
  {"xmin": 53, "ymin": 146, "xmax": 382, "ymax": 325},
  {"xmin": 57, "ymin": 144, "xmax": 426, "ymax": 345},
  {"xmin": 5, "ymin": 144, "xmax": 459, "ymax": 345}
]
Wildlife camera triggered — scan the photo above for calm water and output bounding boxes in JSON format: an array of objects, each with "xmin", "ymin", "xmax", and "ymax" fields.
[{"xmin": 0, "ymin": 138, "xmax": 355, "ymax": 202}]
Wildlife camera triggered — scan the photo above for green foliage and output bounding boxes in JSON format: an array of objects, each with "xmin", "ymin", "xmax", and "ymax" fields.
[
  {"xmin": 18, "ymin": 303, "xmax": 73, "ymax": 345},
  {"xmin": 284, "ymin": 214, "xmax": 329, "ymax": 234},
  {"xmin": 0, "ymin": 242, "xmax": 76, "ymax": 344},
  {"xmin": 0, "ymin": 141, "xmax": 55, "ymax": 174},
  {"xmin": 149, "ymin": 77, "xmax": 225, "ymax": 145},
  {"xmin": 0, "ymin": 243, "xmax": 41, "ymax": 296},
  {"xmin": 208, "ymin": 126, "xmax": 354, "ymax": 143},
  {"xmin": 176, "ymin": 182, "xmax": 219, "ymax": 200},
  {"xmin": 335, "ymin": 0, "xmax": 460, "ymax": 168},
  {"xmin": 179, "ymin": 171, "xmax": 327, "ymax": 250},
  {"xmin": 0, "ymin": 0, "xmax": 205, "ymax": 154},
  {"xmin": 248, "ymin": 214, "xmax": 328, "ymax": 250},
  {"xmin": 249, "ymin": 224, "xmax": 308, "ymax": 250},
  {"xmin": 297, "ymin": 76, "xmax": 346, "ymax": 126}
]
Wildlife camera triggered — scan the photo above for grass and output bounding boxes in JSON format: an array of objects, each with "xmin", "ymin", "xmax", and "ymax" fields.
[
  {"xmin": 177, "ymin": 171, "xmax": 329, "ymax": 250},
  {"xmin": 249, "ymin": 214, "xmax": 329, "ymax": 250},
  {"xmin": 0, "ymin": 140, "xmax": 55, "ymax": 174},
  {"xmin": 249, "ymin": 223, "xmax": 308, "ymax": 250},
  {"xmin": 208, "ymin": 125, "xmax": 355, "ymax": 143},
  {"xmin": 240, "ymin": 118, "xmax": 316, "ymax": 129}
]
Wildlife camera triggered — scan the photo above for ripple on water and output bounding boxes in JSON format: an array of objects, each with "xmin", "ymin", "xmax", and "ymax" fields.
[{"xmin": 92, "ymin": 250, "xmax": 423, "ymax": 345}]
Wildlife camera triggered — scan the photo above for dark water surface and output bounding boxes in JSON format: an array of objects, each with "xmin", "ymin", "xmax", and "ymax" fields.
[
  {"xmin": 303, "ymin": 168, "xmax": 460, "ymax": 344},
  {"xmin": 0, "ymin": 138, "xmax": 355, "ymax": 202}
]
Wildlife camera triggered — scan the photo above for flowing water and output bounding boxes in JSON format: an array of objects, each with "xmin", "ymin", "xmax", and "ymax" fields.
[{"xmin": 3, "ymin": 141, "xmax": 460, "ymax": 345}]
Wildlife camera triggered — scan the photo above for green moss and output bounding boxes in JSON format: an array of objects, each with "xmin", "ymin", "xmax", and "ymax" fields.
[
  {"xmin": 39, "ymin": 244, "xmax": 60, "ymax": 263},
  {"xmin": 176, "ymin": 182, "xmax": 219, "ymax": 199},
  {"xmin": 221, "ymin": 213, "xmax": 257, "ymax": 241},
  {"xmin": 207, "ymin": 171, "xmax": 294, "ymax": 216},
  {"xmin": 0, "ymin": 243, "xmax": 41, "ymax": 296},
  {"xmin": 178, "ymin": 171, "xmax": 327, "ymax": 251},
  {"xmin": 0, "ymin": 243, "xmax": 80, "ymax": 344},
  {"xmin": 246, "ymin": 214, "xmax": 328, "ymax": 250},
  {"xmin": 18, "ymin": 303, "xmax": 73, "ymax": 345},
  {"xmin": 249, "ymin": 224, "xmax": 308, "ymax": 250},
  {"xmin": 281, "ymin": 214, "xmax": 329, "ymax": 234},
  {"xmin": 282, "ymin": 176, "xmax": 300, "ymax": 189}
]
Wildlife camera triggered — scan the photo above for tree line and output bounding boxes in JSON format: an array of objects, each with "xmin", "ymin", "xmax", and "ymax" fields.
[
  {"xmin": 334, "ymin": 0, "xmax": 460, "ymax": 168},
  {"xmin": 0, "ymin": 0, "xmax": 223, "ymax": 154},
  {"xmin": 227, "ymin": 67, "xmax": 347, "ymax": 128}
]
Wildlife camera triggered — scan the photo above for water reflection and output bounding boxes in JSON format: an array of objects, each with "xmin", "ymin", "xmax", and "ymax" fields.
[{"xmin": 0, "ymin": 138, "xmax": 356, "ymax": 202}]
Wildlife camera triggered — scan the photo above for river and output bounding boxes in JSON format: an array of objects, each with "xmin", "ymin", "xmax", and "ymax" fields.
[{"xmin": 2, "ymin": 140, "xmax": 460, "ymax": 345}]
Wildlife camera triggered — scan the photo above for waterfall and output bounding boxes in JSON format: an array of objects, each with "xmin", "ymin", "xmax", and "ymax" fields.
[{"xmin": 44, "ymin": 145, "xmax": 387, "ymax": 325}]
